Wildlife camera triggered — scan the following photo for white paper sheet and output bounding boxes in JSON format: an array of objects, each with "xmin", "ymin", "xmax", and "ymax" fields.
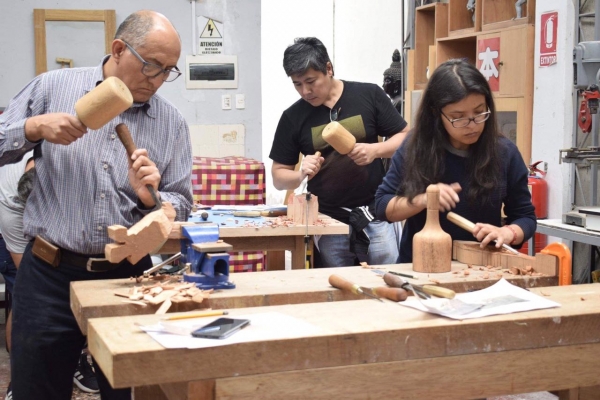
[
  {"xmin": 400, "ymin": 278, "xmax": 560, "ymax": 319},
  {"xmin": 138, "ymin": 311, "xmax": 324, "ymax": 349}
]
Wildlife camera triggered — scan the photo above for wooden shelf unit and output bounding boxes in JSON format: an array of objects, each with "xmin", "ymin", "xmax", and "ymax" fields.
[
  {"xmin": 482, "ymin": 0, "xmax": 535, "ymax": 31},
  {"xmin": 448, "ymin": 0, "xmax": 482, "ymax": 36},
  {"xmin": 406, "ymin": 0, "xmax": 536, "ymax": 162},
  {"xmin": 414, "ymin": 3, "xmax": 448, "ymax": 90}
]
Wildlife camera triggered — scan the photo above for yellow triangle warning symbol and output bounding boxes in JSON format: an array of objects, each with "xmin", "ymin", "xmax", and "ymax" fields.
[{"xmin": 200, "ymin": 19, "xmax": 222, "ymax": 38}]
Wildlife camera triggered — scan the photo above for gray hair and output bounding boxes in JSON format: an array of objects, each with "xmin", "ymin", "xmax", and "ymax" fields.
[{"xmin": 283, "ymin": 37, "xmax": 333, "ymax": 77}]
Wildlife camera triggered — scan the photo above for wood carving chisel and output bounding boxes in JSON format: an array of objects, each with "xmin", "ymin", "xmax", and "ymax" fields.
[
  {"xmin": 382, "ymin": 273, "xmax": 456, "ymax": 299},
  {"xmin": 115, "ymin": 123, "xmax": 162, "ymax": 211},
  {"xmin": 328, "ymin": 274, "xmax": 383, "ymax": 302},
  {"xmin": 446, "ymin": 212, "xmax": 520, "ymax": 255}
]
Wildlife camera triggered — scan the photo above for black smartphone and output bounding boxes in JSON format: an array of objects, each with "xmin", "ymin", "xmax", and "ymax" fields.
[{"xmin": 191, "ymin": 318, "xmax": 250, "ymax": 339}]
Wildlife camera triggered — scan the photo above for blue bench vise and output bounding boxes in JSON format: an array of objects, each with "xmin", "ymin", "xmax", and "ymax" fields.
[{"xmin": 180, "ymin": 224, "xmax": 236, "ymax": 290}]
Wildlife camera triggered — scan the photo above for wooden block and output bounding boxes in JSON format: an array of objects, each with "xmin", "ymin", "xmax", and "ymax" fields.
[
  {"xmin": 287, "ymin": 193, "xmax": 319, "ymax": 225},
  {"xmin": 105, "ymin": 202, "xmax": 176, "ymax": 264},
  {"xmin": 452, "ymin": 240, "xmax": 558, "ymax": 276}
]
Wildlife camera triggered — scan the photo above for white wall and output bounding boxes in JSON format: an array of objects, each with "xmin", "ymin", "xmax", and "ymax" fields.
[
  {"xmin": 261, "ymin": 0, "xmax": 404, "ymax": 204},
  {"xmin": 531, "ymin": 1, "xmax": 575, "ymax": 224}
]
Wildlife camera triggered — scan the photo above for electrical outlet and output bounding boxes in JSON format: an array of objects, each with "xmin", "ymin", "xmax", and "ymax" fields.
[
  {"xmin": 222, "ymin": 95, "xmax": 232, "ymax": 110},
  {"xmin": 236, "ymin": 94, "xmax": 245, "ymax": 109}
]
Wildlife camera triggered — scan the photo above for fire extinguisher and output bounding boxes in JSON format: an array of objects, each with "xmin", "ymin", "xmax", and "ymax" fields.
[{"xmin": 528, "ymin": 161, "xmax": 548, "ymax": 219}]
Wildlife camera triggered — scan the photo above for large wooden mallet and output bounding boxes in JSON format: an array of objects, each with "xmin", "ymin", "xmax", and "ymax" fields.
[
  {"xmin": 74, "ymin": 76, "xmax": 133, "ymax": 130},
  {"xmin": 322, "ymin": 121, "xmax": 356, "ymax": 154},
  {"xmin": 412, "ymin": 185, "xmax": 452, "ymax": 273}
]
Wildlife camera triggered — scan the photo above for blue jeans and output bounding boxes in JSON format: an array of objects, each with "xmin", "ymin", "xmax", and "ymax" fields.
[
  {"xmin": 316, "ymin": 220, "xmax": 399, "ymax": 267},
  {"xmin": 0, "ymin": 236, "xmax": 18, "ymax": 294},
  {"xmin": 11, "ymin": 241, "xmax": 151, "ymax": 400}
]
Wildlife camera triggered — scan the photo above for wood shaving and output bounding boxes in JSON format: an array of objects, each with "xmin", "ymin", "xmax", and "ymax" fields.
[{"xmin": 115, "ymin": 276, "xmax": 213, "ymax": 313}]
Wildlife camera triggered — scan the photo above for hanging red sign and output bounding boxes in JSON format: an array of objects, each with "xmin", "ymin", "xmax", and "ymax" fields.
[
  {"xmin": 477, "ymin": 37, "xmax": 500, "ymax": 92},
  {"xmin": 540, "ymin": 11, "xmax": 558, "ymax": 67}
]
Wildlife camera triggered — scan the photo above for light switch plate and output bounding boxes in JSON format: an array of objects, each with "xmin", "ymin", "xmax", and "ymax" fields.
[
  {"xmin": 222, "ymin": 95, "xmax": 232, "ymax": 110},
  {"xmin": 236, "ymin": 94, "xmax": 245, "ymax": 109}
]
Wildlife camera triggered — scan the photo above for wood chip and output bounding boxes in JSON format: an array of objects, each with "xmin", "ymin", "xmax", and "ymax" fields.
[{"xmin": 155, "ymin": 298, "xmax": 173, "ymax": 314}]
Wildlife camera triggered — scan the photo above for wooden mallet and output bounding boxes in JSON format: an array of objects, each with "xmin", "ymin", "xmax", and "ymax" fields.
[
  {"xmin": 412, "ymin": 185, "xmax": 452, "ymax": 273},
  {"xmin": 322, "ymin": 121, "xmax": 356, "ymax": 154},
  {"xmin": 74, "ymin": 76, "xmax": 133, "ymax": 130}
]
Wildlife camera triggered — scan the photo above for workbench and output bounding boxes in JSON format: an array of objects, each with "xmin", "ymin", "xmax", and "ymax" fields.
[
  {"xmin": 157, "ymin": 214, "xmax": 348, "ymax": 270},
  {"xmin": 71, "ymin": 264, "xmax": 557, "ymax": 335},
  {"xmin": 87, "ymin": 284, "xmax": 600, "ymax": 399}
]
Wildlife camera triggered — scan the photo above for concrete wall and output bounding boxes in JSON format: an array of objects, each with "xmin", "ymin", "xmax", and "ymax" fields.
[{"xmin": 0, "ymin": 0, "xmax": 262, "ymax": 160}]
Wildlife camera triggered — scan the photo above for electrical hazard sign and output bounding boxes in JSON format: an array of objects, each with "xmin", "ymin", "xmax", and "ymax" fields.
[
  {"xmin": 539, "ymin": 11, "xmax": 558, "ymax": 67},
  {"xmin": 197, "ymin": 17, "xmax": 224, "ymax": 55}
]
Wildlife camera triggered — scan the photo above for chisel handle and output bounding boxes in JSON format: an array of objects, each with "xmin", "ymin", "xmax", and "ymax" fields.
[
  {"xmin": 232, "ymin": 211, "xmax": 261, "ymax": 218},
  {"xmin": 446, "ymin": 212, "xmax": 476, "ymax": 233},
  {"xmin": 372, "ymin": 286, "xmax": 408, "ymax": 302},
  {"xmin": 115, "ymin": 123, "xmax": 138, "ymax": 158},
  {"xmin": 115, "ymin": 123, "xmax": 161, "ymax": 208},
  {"xmin": 260, "ymin": 210, "xmax": 287, "ymax": 217},
  {"xmin": 383, "ymin": 272, "xmax": 407, "ymax": 288},
  {"xmin": 421, "ymin": 285, "xmax": 456, "ymax": 299},
  {"xmin": 329, "ymin": 274, "xmax": 361, "ymax": 295}
]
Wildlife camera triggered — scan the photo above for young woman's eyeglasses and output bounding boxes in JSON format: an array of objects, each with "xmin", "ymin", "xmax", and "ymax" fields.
[
  {"xmin": 122, "ymin": 40, "xmax": 182, "ymax": 82},
  {"xmin": 441, "ymin": 108, "xmax": 491, "ymax": 128},
  {"xmin": 330, "ymin": 107, "xmax": 341, "ymax": 122}
]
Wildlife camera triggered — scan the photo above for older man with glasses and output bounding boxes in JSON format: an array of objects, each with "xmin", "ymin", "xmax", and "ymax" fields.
[
  {"xmin": 0, "ymin": 10, "xmax": 192, "ymax": 400},
  {"xmin": 270, "ymin": 37, "xmax": 409, "ymax": 268}
]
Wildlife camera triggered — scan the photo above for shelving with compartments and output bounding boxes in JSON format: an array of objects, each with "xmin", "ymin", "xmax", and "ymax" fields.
[{"xmin": 406, "ymin": 0, "xmax": 536, "ymax": 162}]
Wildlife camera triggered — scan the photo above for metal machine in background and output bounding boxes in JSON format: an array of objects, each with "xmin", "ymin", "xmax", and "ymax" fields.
[{"xmin": 563, "ymin": 40, "xmax": 600, "ymax": 229}]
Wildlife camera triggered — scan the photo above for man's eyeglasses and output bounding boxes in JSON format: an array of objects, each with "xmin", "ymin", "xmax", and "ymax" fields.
[
  {"xmin": 122, "ymin": 40, "xmax": 182, "ymax": 82},
  {"xmin": 441, "ymin": 108, "xmax": 491, "ymax": 128},
  {"xmin": 330, "ymin": 107, "xmax": 342, "ymax": 122}
]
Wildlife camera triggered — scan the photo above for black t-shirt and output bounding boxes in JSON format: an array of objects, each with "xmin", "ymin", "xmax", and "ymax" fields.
[{"xmin": 269, "ymin": 81, "xmax": 407, "ymax": 224}]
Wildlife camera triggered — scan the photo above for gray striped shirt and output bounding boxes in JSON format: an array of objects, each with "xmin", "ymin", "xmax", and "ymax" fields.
[{"xmin": 0, "ymin": 57, "xmax": 193, "ymax": 254}]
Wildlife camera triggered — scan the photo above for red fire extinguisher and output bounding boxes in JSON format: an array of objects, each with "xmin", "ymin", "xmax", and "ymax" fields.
[
  {"xmin": 519, "ymin": 161, "xmax": 548, "ymax": 255},
  {"xmin": 528, "ymin": 161, "xmax": 548, "ymax": 219}
]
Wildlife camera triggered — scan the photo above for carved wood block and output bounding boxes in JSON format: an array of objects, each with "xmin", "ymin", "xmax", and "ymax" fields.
[
  {"xmin": 287, "ymin": 193, "xmax": 319, "ymax": 225},
  {"xmin": 105, "ymin": 202, "xmax": 176, "ymax": 264},
  {"xmin": 452, "ymin": 241, "xmax": 557, "ymax": 276}
]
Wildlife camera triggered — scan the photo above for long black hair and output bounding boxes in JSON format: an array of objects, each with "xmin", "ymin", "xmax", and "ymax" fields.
[{"xmin": 401, "ymin": 59, "xmax": 501, "ymax": 205}]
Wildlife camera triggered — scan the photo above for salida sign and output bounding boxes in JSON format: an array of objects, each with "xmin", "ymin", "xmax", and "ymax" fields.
[{"xmin": 540, "ymin": 11, "xmax": 558, "ymax": 67}]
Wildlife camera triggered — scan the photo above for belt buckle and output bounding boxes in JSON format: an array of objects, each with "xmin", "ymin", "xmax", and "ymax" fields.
[{"xmin": 87, "ymin": 257, "xmax": 110, "ymax": 272}]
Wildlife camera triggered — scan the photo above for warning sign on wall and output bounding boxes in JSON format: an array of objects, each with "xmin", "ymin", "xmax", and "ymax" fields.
[
  {"xmin": 197, "ymin": 17, "xmax": 224, "ymax": 55},
  {"xmin": 539, "ymin": 11, "xmax": 558, "ymax": 67}
]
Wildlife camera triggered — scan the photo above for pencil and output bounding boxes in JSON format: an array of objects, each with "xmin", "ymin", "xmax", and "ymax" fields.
[
  {"xmin": 388, "ymin": 271, "xmax": 417, "ymax": 280},
  {"xmin": 161, "ymin": 310, "xmax": 229, "ymax": 321}
]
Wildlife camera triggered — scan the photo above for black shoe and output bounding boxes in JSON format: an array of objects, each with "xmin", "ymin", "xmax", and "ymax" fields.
[
  {"xmin": 73, "ymin": 351, "xmax": 99, "ymax": 393},
  {"xmin": 6, "ymin": 381, "xmax": 12, "ymax": 400}
]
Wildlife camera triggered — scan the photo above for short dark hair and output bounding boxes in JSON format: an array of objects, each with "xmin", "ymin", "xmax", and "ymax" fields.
[
  {"xmin": 401, "ymin": 59, "xmax": 501, "ymax": 204},
  {"xmin": 283, "ymin": 37, "xmax": 333, "ymax": 77},
  {"xmin": 16, "ymin": 167, "xmax": 36, "ymax": 205}
]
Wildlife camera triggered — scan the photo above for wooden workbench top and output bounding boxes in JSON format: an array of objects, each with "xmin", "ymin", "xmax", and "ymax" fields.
[
  {"xmin": 88, "ymin": 283, "xmax": 600, "ymax": 392},
  {"xmin": 71, "ymin": 263, "xmax": 557, "ymax": 335},
  {"xmin": 169, "ymin": 214, "xmax": 348, "ymax": 239}
]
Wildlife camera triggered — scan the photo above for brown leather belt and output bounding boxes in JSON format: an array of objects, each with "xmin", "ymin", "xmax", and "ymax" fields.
[{"xmin": 32, "ymin": 236, "xmax": 121, "ymax": 272}]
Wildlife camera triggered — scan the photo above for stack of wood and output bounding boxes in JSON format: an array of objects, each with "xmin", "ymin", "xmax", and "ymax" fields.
[{"xmin": 115, "ymin": 277, "xmax": 212, "ymax": 315}]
